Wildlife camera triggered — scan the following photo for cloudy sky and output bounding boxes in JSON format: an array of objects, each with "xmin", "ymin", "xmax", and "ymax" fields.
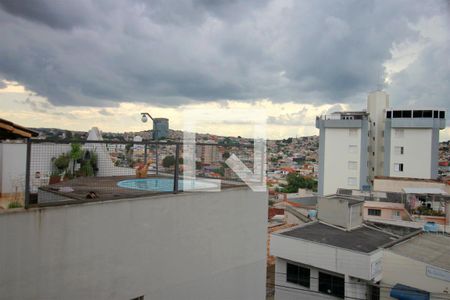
[{"xmin": 0, "ymin": 0, "xmax": 449, "ymax": 139}]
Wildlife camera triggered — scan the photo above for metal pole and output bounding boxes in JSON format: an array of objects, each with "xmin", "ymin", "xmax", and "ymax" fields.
[
  {"xmin": 24, "ymin": 139, "xmax": 31, "ymax": 208},
  {"xmin": 173, "ymin": 143, "xmax": 180, "ymax": 193},
  {"xmin": 144, "ymin": 143, "xmax": 147, "ymax": 164},
  {"xmin": 155, "ymin": 145, "xmax": 159, "ymax": 176}
]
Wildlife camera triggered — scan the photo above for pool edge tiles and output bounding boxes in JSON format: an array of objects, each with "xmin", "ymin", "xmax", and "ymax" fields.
[{"xmin": 117, "ymin": 178, "xmax": 220, "ymax": 192}]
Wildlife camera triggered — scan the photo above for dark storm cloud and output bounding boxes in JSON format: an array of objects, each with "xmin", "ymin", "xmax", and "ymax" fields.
[
  {"xmin": 0, "ymin": 0, "xmax": 93, "ymax": 29},
  {"xmin": 389, "ymin": 40, "xmax": 450, "ymax": 112},
  {"xmin": 0, "ymin": 0, "xmax": 448, "ymax": 108}
]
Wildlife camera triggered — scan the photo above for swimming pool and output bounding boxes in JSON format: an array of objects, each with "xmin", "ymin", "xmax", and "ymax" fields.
[{"xmin": 117, "ymin": 178, "xmax": 218, "ymax": 192}]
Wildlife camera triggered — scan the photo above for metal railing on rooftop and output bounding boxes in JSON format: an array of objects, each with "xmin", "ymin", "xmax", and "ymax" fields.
[{"xmin": 24, "ymin": 139, "xmax": 263, "ymax": 207}]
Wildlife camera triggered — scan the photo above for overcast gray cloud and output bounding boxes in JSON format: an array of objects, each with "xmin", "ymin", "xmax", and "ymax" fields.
[{"xmin": 0, "ymin": 0, "xmax": 448, "ymax": 109}]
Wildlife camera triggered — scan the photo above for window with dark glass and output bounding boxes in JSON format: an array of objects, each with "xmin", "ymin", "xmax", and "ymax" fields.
[
  {"xmin": 287, "ymin": 263, "xmax": 310, "ymax": 288},
  {"xmin": 433, "ymin": 111, "xmax": 438, "ymax": 118},
  {"xmin": 413, "ymin": 110, "xmax": 422, "ymax": 118},
  {"xmin": 423, "ymin": 110, "xmax": 432, "ymax": 118},
  {"xmin": 393, "ymin": 110, "xmax": 401, "ymax": 118},
  {"xmin": 368, "ymin": 209, "xmax": 381, "ymax": 216},
  {"xmin": 402, "ymin": 110, "xmax": 411, "ymax": 118},
  {"xmin": 386, "ymin": 111, "xmax": 392, "ymax": 118},
  {"xmin": 319, "ymin": 272, "xmax": 345, "ymax": 299},
  {"xmin": 369, "ymin": 284, "xmax": 380, "ymax": 300},
  {"xmin": 439, "ymin": 111, "xmax": 445, "ymax": 119}
]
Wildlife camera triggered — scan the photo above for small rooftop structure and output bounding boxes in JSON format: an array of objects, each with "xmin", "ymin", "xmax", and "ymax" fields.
[
  {"xmin": 316, "ymin": 111, "xmax": 369, "ymax": 121},
  {"xmin": 317, "ymin": 195, "xmax": 364, "ymax": 230},
  {"xmin": 0, "ymin": 118, "xmax": 38, "ymax": 139}
]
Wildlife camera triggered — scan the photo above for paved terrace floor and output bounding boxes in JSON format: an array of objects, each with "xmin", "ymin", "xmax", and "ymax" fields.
[{"xmin": 38, "ymin": 175, "xmax": 246, "ymax": 205}]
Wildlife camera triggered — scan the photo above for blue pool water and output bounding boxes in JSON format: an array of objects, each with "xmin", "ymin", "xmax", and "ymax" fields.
[{"xmin": 117, "ymin": 178, "xmax": 218, "ymax": 192}]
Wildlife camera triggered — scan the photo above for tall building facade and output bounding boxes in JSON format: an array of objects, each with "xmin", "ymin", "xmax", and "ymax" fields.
[
  {"xmin": 384, "ymin": 108, "xmax": 446, "ymax": 179},
  {"xmin": 316, "ymin": 91, "xmax": 446, "ymax": 195},
  {"xmin": 316, "ymin": 112, "xmax": 369, "ymax": 195}
]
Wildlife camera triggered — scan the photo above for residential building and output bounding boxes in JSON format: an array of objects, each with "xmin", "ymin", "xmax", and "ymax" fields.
[
  {"xmin": 382, "ymin": 233, "xmax": 450, "ymax": 299},
  {"xmin": 197, "ymin": 143, "xmax": 221, "ymax": 165},
  {"xmin": 363, "ymin": 201, "xmax": 412, "ymax": 222},
  {"xmin": 316, "ymin": 91, "xmax": 446, "ymax": 195},
  {"xmin": 384, "ymin": 109, "xmax": 446, "ymax": 179},
  {"xmin": 315, "ymin": 111, "xmax": 369, "ymax": 195},
  {"xmin": 367, "ymin": 91, "xmax": 390, "ymax": 179},
  {"xmin": 271, "ymin": 195, "xmax": 420, "ymax": 300},
  {"xmin": 373, "ymin": 176, "xmax": 450, "ymax": 194}
]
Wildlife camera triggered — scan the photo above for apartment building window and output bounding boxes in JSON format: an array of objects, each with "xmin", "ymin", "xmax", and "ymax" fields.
[
  {"xmin": 394, "ymin": 163, "xmax": 404, "ymax": 172},
  {"xmin": 349, "ymin": 129, "xmax": 357, "ymax": 137},
  {"xmin": 393, "ymin": 110, "xmax": 401, "ymax": 118},
  {"xmin": 347, "ymin": 177, "xmax": 357, "ymax": 186},
  {"xmin": 394, "ymin": 146, "xmax": 404, "ymax": 155},
  {"xmin": 319, "ymin": 272, "xmax": 345, "ymax": 299},
  {"xmin": 392, "ymin": 211, "xmax": 400, "ymax": 218},
  {"xmin": 423, "ymin": 110, "xmax": 432, "ymax": 118},
  {"xmin": 286, "ymin": 263, "xmax": 310, "ymax": 288},
  {"xmin": 368, "ymin": 209, "xmax": 381, "ymax": 216},
  {"xmin": 348, "ymin": 145, "xmax": 357, "ymax": 153},
  {"xmin": 348, "ymin": 161, "xmax": 357, "ymax": 170},
  {"xmin": 394, "ymin": 129, "xmax": 404, "ymax": 138}
]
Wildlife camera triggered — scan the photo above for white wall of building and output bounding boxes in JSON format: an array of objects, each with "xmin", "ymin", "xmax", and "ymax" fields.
[
  {"xmin": 323, "ymin": 128, "xmax": 361, "ymax": 195},
  {"xmin": 274, "ymin": 258, "xmax": 373, "ymax": 300},
  {"xmin": 271, "ymin": 233, "xmax": 380, "ymax": 281},
  {"xmin": 0, "ymin": 143, "xmax": 27, "ymax": 195},
  {"xmin": 387, "ymin": 128, "xmax": 432, "ymax": 179},
  {"xmin": 373, "ymin": 178, "xmax": 450, "ymax": 194},
  {"xmin": 0, "ymin": 188, "xmax": 267, "ymax": 300},
  {"xmin": 382, "ymin": 251, "xmax": 450, "ymax": 299},
  {"xmin": 367, "ymin": 91, "xmax": 389, "ymax": 179}
]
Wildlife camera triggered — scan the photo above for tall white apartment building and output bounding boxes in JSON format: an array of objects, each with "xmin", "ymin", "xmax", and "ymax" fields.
[
  {"xmin": 384, "ymin": 108, "xmax": 446, "ymax": 179},
  {"xmin": 315, "ymin": 112, "xmax": 369, "ymax": 196},
  {"xmin": 316, "ymin": 90, "xmax": 446, "ymax": 196}
]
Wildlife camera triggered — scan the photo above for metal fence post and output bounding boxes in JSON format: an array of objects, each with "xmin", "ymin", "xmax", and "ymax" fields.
[
  {"xmin": 24, "ymin": 138, "xmax": 31, "ymax": 209},
  {"xmin": 144, "ymin": 143, "xmax": 147, "ymax": 164},
  {"xmin": 173, "ymin": 143, "xmax": 180, "ymax": 193},
  {"xmin": 155, "ymin": 144, "xmax": 159, "ymax": 176}
]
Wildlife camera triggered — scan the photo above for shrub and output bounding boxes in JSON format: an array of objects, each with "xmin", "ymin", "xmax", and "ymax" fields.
[{"xmin": 8, "ymin": 201, "xmax": 22, "ymax": 209}]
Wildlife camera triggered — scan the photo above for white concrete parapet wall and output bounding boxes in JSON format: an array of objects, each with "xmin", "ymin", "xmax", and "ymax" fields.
[{"xmin": 0, "ymin": 188, "xmax": 267, "ymax": 300}]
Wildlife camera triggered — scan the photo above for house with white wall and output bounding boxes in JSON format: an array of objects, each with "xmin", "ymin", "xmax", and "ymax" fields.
[
  {"xmin": 382, "ymin": 233, "xmax": 450, "ymax": 299},
  {"xmin": 271, "ymin": 195, "xmax": 420, "ymax": 300}
]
